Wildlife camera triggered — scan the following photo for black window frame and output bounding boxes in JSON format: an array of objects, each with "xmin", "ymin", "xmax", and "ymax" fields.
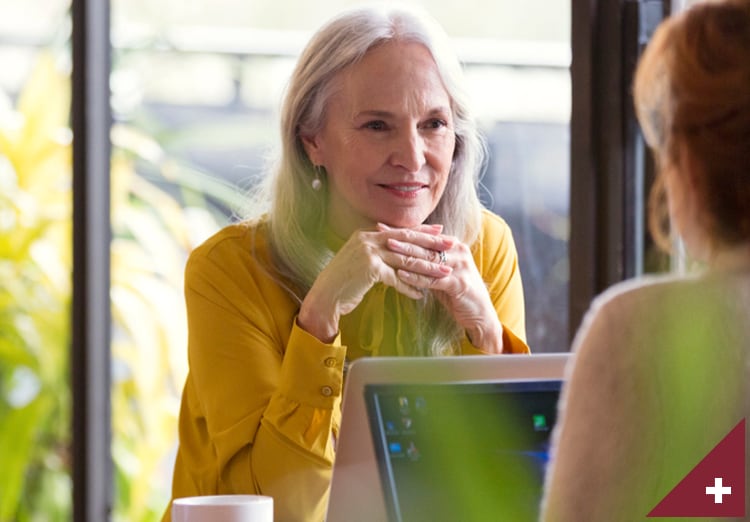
[
  {"xmin": 568, "ymin": 0, "xmax": 668, "ymax": 339},
  {"xmin": 71, "ymin": 0, "xmax": 112, "ymax": 520}
]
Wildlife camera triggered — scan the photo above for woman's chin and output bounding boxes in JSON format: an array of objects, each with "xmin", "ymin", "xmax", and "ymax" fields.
[
  {"xmin": 381, "ymin": 219, "xmax": 426, "ymax": 229},
  {"xmin": 377, "ymin": 212, "xmax": 433, "ymax": 229}
]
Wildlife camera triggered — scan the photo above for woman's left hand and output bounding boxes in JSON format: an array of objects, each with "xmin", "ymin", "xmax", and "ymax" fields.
[{"xmin": 378, "ymin": 223, "xmax": 505, "ymax": 353}]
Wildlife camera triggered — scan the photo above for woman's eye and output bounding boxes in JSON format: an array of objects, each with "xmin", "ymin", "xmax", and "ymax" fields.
[
  {"xmin": 423, "ymin": 119, "xmax": 448, "ymax": 130},
  {"xmin": 364, "ymin": 120, "xmax": 388, "ymax": 131}
]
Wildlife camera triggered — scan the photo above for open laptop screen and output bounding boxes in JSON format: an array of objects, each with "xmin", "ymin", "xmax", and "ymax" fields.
[{"xmin": 365, "ymin": 379, "xmax": 562, "ymax": 522}]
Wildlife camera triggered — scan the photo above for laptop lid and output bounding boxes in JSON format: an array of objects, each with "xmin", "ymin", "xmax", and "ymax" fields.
[
  {"xmin": 365, "ymin": 379, "xmax": 562, "ymax": 522},
  {"xmin": 325, "ymin": 353, "xmax": 570, "ymax": 522}
]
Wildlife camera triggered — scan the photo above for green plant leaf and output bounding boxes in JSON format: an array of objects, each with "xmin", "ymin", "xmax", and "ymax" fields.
[{"xmin": 0, "ymin": 394, "xmax": 55, "ymax": 521}]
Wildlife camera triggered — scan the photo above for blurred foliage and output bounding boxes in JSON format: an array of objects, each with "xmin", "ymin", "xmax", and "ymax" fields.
[
  {"xmin": 0, "ymin": 51, "xmax": 74, "ymax": 522},
  {"xmin": 0, "ymin": 50, "xmax": 237, "ymax": 521}
]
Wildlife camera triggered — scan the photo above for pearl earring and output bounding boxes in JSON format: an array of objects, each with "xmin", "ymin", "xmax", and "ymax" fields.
[{"xmin": 312, "ymin": 165, "xmax": 323, "ymax": 191}]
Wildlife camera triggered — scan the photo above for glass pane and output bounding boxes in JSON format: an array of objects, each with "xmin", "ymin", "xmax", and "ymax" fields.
[
  {"xmin": 110, "ymin": 0, "xmax": 570, "ymax": 519},
  {"xmin": 0, "ymin": 0, "xmax": 73, "ymax": 520}
]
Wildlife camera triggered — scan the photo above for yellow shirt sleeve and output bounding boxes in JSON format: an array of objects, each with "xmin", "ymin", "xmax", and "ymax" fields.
[
  {"xmin": 461, "ymin": 210, "xmax": 529, "ymax": 354},
  {"xmin": 166, "ymin": 224, "xmax": 344, "ymax": 522}
]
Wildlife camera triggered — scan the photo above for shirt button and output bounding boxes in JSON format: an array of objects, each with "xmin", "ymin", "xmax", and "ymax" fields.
[
  {"xmin": 321, "ymin": 386, "xmax": 333, "ymax": 397},
  {"xmin": 324, "ymin": 357, "xmax": 337, "ymax": 368}
]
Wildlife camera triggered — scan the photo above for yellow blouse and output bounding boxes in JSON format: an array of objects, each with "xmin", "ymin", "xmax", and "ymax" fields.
[{"xmin": 163, "ymin": 209, "xmax": 528, "ymax": 522}]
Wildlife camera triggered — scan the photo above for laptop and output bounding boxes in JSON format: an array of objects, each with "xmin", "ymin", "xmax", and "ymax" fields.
[
  {"xmin": 365, "ymin": 379, "xmax": 562, "ymax": 522},
  {"xmin": 325, "ymin": 353, "xmax": 570, "ymax": 522}
]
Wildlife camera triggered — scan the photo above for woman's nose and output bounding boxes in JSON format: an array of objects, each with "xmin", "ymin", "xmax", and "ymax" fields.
[{"xmin": 389, "ymin": 128, "xmax": 426, "ymax": 172}]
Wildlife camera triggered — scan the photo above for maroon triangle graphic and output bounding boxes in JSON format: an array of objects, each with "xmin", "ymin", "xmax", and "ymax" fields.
[{"xmin": 648, "ymin": 418, "xmax": 745, "ymax": 518}]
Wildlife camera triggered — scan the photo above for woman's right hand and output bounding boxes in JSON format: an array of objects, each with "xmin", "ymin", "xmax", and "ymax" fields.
[{"xmin": 297, "ymin": 224, "xmax": 452, "ymax": 343}]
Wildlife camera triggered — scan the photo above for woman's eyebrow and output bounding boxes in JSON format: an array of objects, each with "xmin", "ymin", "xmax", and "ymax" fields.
[
  {"xmin": 353, "ymin": 109, "xmax": 394, "ymax": 119},
  {"xmin": 354, "ymin": 106, "xmax": 451, "ymax": 119}
]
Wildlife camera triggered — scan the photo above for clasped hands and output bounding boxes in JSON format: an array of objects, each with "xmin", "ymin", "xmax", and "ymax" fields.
[{"xmin": 297, "ymin": 223, "xmax": 504, "ymax": 353}]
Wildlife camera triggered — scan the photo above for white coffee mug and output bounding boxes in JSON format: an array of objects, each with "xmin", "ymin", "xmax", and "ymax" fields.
[{"xmin": 171, "ymin": 494, "xmax": 273, "ymax": 522}]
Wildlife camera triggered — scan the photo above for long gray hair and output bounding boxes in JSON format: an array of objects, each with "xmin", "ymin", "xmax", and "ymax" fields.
[{"xmin": 244, "ymin": 5, "xmax": 489, "ymax": 355}]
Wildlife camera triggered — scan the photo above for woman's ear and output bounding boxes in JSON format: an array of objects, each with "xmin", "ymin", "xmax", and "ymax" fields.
[{"xmin": 301, "ymin": 134, "xmax": 323, "ymax": 166}]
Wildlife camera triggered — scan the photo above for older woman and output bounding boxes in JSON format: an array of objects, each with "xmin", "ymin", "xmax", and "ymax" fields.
[
  {"xmin": 541, "ymin": 1, "xmax": 750, "ymax": 520},
  {"xmin": 163, "ymin": 5, "xmax": 528, "ymax": 521}
]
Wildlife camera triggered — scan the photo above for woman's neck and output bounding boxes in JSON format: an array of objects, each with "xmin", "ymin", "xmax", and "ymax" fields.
[{"xmin": 710, "ymin": 243, "xmax": 750, "ymax": 273}]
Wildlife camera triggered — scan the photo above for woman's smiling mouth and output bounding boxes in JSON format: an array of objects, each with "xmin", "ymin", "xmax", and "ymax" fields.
[{"xmin": 377, "ymin": 183, "xmax": 428, "ymax": 197}]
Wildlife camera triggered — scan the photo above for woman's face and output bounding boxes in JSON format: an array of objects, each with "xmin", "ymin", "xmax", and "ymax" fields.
[{"xmin": 302, "ymin": 40, "xmax": 456, "ymax": 238}]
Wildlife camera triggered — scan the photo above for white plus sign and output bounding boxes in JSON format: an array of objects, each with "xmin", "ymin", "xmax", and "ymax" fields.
[{"xmin": 706, "ymin": 477, "xmax": 732, "ymax": 504}]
